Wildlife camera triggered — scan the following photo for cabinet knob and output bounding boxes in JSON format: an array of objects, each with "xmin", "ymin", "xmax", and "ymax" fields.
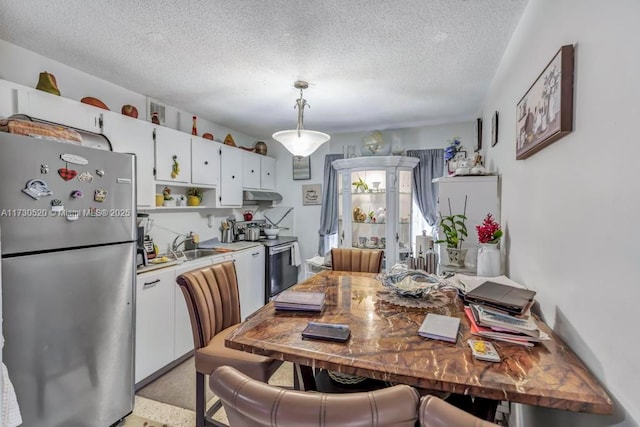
[
  {"xmin": 267, "ymin": 172, "xmax": 271, "ymax": 176},
  {"xmin": 251, "ymin": 169, "xmax": 255, "ymax": 173},
  {"xmin": 204, "ymin": 161, "xmax": 208, "ymax": 165},
  {"xmin": 232, "ymin": 175, "xmax": 235, "ymax": 179}
]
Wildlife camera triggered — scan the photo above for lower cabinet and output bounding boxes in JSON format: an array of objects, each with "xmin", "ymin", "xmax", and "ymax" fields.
[
  {"xmin": 135, "ymin": 269, "xmax": 175, "ymax": 384},
  {"xmin": 134, "ymin": 248, "xmax": 264, "ymax": 385},
  {"xmin": 233, "ymin": 246, "xmax": 265, "ymax": 320}
]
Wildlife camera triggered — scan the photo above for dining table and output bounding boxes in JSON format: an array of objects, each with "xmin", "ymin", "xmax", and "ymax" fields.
[{"xmin": 225, "ymin": 270, "xmax": 613, "ymax": 418}]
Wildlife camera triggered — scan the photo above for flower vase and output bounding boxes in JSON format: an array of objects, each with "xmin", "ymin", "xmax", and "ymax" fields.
[
  {"xmin": 446, "ymin": 247, "xmax": 467, "ymax": 267},
  {"xmin": 187, "ymin": 196, "xmax": 201, "ymax": 206},
  {"xmin": 477, "ymin": 243, "xmax": 501, "ymax": 276}
]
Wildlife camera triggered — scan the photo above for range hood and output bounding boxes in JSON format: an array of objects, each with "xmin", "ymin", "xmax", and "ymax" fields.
[{"xmin": 243, "ymin": 190, "xmax": 283, "ymax": 202}]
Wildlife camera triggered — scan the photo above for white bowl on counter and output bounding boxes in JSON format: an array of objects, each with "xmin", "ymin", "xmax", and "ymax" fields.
[{"xmin": 264, "ymin": 228, "xmax": 280, "ymax": 239}]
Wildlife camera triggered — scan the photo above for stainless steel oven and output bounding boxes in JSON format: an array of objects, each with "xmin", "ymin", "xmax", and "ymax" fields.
[{"xmin": 263, "ymin": 236, "xmax": 299, "ymax": 303}]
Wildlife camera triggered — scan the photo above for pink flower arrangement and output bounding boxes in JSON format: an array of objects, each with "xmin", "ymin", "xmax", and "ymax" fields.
[{"xmin": 476, "ymin": 213, "xmax": 503, "ymax": 244}]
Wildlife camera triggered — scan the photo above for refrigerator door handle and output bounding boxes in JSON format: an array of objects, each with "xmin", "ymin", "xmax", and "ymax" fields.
[{"xmin": 143, "ymin": 279, "xmax": 160, "ymax": 288}]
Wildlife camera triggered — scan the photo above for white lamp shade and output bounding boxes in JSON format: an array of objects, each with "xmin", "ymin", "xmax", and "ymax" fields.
[{"xmin": 272, "ymin": 129, "xmax": 331, "ymax": 157}]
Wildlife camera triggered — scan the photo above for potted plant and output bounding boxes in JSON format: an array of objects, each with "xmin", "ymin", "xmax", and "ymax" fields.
[
  {"xmin": 476, "ymin": 213, "xmax": 503, "ymax": 276},
  {"xmin": 434, "ymin": 196, "xmax": 468, "ymax": 266},
  {"xmin": 186, "ymin": 187, "xmax": 203, "ymax": 206},
  {"xmin": 352, "ymin": 176, "xmax": 368, "ymax": 193},
  {"xmin": 162, "ymin": 186, "xmax": 175, "ymax": 207}
]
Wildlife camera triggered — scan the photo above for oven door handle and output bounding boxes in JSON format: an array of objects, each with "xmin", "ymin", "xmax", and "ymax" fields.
[{"xmin": 270, "ymin": 244, "xmax": 294, "ymax": 255}]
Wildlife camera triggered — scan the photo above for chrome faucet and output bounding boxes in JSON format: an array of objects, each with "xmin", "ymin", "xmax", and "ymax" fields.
[{"xmin": 172, "ymin": 232, "xmax": 196, "ymax": 252}]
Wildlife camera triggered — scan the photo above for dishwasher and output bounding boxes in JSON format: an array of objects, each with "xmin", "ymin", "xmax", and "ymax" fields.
[{"xmin": 263, "ymin": 236, "xmax": 299, "ymax": 303}]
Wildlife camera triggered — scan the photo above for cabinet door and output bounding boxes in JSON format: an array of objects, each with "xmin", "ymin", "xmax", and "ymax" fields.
[
  {"xmin": 242, "ymin": 152, "xmax": 261, "ymax": 189},
  {"xmin": 260, "ymin": 156, "xmax": 276, "ymax": 190},
  {"xmin": 218, "ymin": 144, "xmax": 243, "ymax": 206},
  {"xmin": 191, "ymin": 137, "xmax": 220, "ymax": 186},
  {"xmin": 154, "ymin": 126, "xmax": 191, "ymax": 183},
  {"xmin": 135, "ymin": 269, "xmax": 175, "ymax": 384},
  {"xmin": 174, "ymin": 259, "xmax": 212, "ymax": 358},
  {"xmin": 0, "ymin": 80, "xmax": 21, "ymax": 117},
  {"xmin": 233, "ymin": 247, "xmax": 265, "ymax": 320},
  {"xmin": 25, "ymin": 88, "xmax": 102, "ymax": 132},
  {"xmin": 102, "ymin": 111, "xmax": 155, "ymax": 207}
]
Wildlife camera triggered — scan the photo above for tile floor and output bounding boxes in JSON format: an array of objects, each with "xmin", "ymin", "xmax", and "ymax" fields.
[{"xmin": 130, "ymin": 395, "xmax": 228, "ymax": 426}]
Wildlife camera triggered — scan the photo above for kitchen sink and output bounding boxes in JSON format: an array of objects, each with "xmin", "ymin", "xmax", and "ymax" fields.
[{"xmin": 178, "ymin": 249, "xmax": 223, "ymax": 260}]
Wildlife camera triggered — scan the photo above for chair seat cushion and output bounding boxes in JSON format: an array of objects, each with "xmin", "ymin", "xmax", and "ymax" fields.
[{"xmin": 195, "ymin": 323, "xmax": 282, "ymax": 381}]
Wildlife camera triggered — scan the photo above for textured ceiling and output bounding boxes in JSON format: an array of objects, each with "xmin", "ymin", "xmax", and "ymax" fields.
[{"xmin": 0, "ymin": 0, "xmax": 528, "ymax": 138}]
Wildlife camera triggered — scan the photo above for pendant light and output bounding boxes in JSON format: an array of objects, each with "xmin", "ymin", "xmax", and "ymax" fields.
[{"xmin": 272, "ymin": 81, "xmax": 330, "ymax": 157}]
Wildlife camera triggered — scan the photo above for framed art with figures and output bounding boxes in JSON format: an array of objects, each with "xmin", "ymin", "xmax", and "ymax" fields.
[{"xmin": 516, "ymin": 44, "xmax": 574, "ymax": 160}]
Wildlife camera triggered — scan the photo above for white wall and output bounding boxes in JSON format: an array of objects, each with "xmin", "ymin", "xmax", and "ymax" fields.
[{"xmin": 481, "ymin": 1, "xmax": 639, "ymax": 426}]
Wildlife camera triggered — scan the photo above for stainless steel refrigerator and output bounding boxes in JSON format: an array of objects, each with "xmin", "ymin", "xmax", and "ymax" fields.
[{"xmin": 0, "ymin": 132, "xmax": 136, "ymax": 427}]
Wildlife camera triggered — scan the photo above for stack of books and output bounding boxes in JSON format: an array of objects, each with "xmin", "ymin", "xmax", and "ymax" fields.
[
  {"xmin": 274, "ymin": 290, "xmax": 325, "ymax": 312},
  {"xmin": 462, "ymin": 280, "xmax": 549, "ymax": 346}
]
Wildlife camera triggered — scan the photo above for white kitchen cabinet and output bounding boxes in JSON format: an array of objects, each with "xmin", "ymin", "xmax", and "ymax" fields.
[
  {"xmin": 333, "ymin": 156, "xmax": 419, "ymax": 272},
  {"xmin": 217, "ymin": 143, "xmax": 243, "ymax": 207},
  {"xmin": 22, "ymin": 87, "xmax": 103, "ymax": 133},
  {"xmin": 135, "ymin": 269, "xmax": 175, "ymax": 384},
  {"xmin": 242, "ymin": 151, "xmax": 261, "ymax": 189},
  {"xmin": 191, "ymin": 136, "xmax": 220, "ymax": 186},
  {"xmin": 102, "ymin": 111, "xmax": 156, "ymax": 208},
  {"xmin": 260, "ymin": 156, "xmax": 276, "ymax": 190},
  {"xmin": 0, "ymin": 79, "xmax": 25, "ymax": 117},
  {"xmin": 174, "ymin": 259, "xmax": 213, "ymax": 359},
  {"xmin": 154, "ymin": 126, "xmax": 192, "ymax": 183},
  {"xmin": 232, "ymin": 246, "xmax": 265, "ymax": 320},
  {"xmin": 433, "ymin": 175, "xmax": 499, "ymax": 267}
]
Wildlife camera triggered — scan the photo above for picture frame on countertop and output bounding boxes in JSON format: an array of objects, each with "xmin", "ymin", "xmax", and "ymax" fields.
[
  {"xmin": 491, "ymin": 111, "xmax": 499, "ymax": 147},
  {"xmin": 302, "ymin": 184, "xmax": 322, "ymax": 205},
  {"xmin": 292, "ymin": 155, "xmax": 311, "ymax": 180},
  {"xmin": 474, "ymin": 118, "xmax": 482, "ymax": 152},
  {"xmin": 516, "ymin": 44, "xmax": 574, "ymax": 159}
]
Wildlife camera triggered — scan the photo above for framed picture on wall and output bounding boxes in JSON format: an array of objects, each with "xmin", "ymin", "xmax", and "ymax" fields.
[
  {"xmin": 302, "ymin": 184, "xmax": 322, "ymax": 205},
  {"xmin": 491, "ymin": 111, "xmax": 499, "ymax": 147},
  {"xmin": 516, "ymin": 44, "xmax": 574, "ymax": 159},
  {"xmin": 292, "ymin": 156, "xmax": 311, "ymax": 180},
  {"xmin": 474, "ymin": 118, "xmax": 483, "ymax": 152}
]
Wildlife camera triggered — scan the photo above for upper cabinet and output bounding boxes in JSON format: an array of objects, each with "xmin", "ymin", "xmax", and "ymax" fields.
[
  {"xmin": 154, "ymin": 126, "xmax": 192, "ymax": 184},
  {"xmin": 242, "ymin": 151, "xmax": 261, "ymax": 189},
  {"xmin": 333, "ymin": 156, "xmax": 419, "ymax": 272},
  {"xmin": 191, "ymin": 136, "xmax": 220, "ymax": 187},
  {"xmin": 260, "ymin": 156, "xmax": 276, "ymax": 190},
  {"xmin": 102, "ymin": 111, "xmax": 155, "ymax": 208},
  {"xmin": 21, "ymin": 87, "xmax": 103, "ymax": 133},
  {"xmin": 242, "ymin": 151, "xmax": 276, "ymax": 190},
  {"xmin": 218, "ymin": 143, "xmax": 243, "ymax": 207}
]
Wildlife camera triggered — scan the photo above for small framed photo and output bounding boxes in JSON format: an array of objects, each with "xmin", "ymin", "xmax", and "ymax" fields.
[
  {"xmin": 302, "ymin": 184, "xmax": 322, "ymax": 205},
  {"xmin": 292, "ymin": 156, "xmax": 311, "ymax": 180},
  {"xmin": 491, "ymin": 111, "xmax": 499, "ymax": 147}
]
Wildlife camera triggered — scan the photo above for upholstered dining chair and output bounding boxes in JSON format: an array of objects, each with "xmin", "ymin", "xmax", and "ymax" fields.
[
  {"xmin": 176, "ymin": 261, "xmax": 283, "ymax": 427},
  {"xmin": 419, "ymin": 394, "xmax": 500, "ymax": 427},
  {"xmin": 330, "ymin": 248, "xmax": 384, "ymax": 273},
  {"xmin": 210, "ymin": 365, "xmax": 420, "ymax": 427}
]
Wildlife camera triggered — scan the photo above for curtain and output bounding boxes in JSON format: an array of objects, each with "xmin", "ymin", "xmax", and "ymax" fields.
[
  {"xmin": 317, "ymin": 153, "xmax": 344, "ymax": 255},
  {"xmin": 407, "ymin": 149, "xmax": 444, "ymax": 226}
]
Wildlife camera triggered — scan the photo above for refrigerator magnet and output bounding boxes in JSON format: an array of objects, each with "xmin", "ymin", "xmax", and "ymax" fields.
[
  {"xmin": 96, "ymin": 169, "xmax": 105, "ymax": 177},
  {"xmin": 60, "ymin": 153, "xmax": 88, "ymax": 165},
  {"xmin": 77, "ymin": 171, "xmax": 94, "ymax": 183},
  {"xmin": 41, "ymin": 164, "xmax": 49, "ymax": 174},
  {"xmin": 66, "ymin": 210, "xmax": 79, "ymax": 221},
  {"xmin": 71, "ymin": 190, "xmax": 84, "ymax": 199},
  {"xmin": 22, "ymin": 179, "xmax": 53, "ymax": 200},
  {"xmin": 58, "ymin": 168, "xmax": 77, "ymax": 181},
  {"xmin": 50, "ymin": 199, "xmax": 64, "ymax": 212},
  {"xmin": 94, "ymin": 189, "xmax": 107, "ymax": 202}
]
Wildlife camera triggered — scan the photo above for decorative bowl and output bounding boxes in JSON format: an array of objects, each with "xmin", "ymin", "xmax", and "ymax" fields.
[{"xmin": 264, "ymin": 228, "xmax": 280, "ymax": 239}]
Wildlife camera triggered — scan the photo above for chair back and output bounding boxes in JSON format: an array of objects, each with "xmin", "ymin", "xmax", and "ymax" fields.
[
  {"xmin": 210, "ymin": 365, "xmax": 420, "ymax": 427},
  {"xmin": 176, "ymin": 261, "xmax": 241, "ymax": 351},
  {"xmin": 419, "ymin": 395, "xmax": 499, "ymax": 427},
  {"xmin": 331, "ymin": 248, "xmax": 383, "ymax": 273}
]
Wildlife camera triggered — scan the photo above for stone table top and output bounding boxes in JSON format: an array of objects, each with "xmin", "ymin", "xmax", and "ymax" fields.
[{"xmin": 226, "ymin": 271, "xmax": 613, "ymax": 414}]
